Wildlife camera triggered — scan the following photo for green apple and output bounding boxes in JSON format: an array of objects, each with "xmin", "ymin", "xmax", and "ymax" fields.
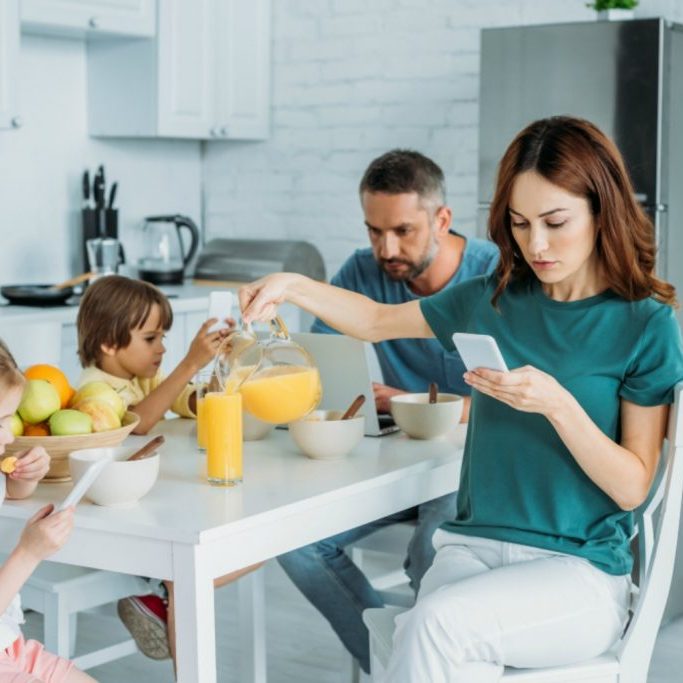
[
  {"xmin": 49, "ymin": 409, "xmax": 93, "ymax": 436},
  {"xmin": 10, "ymin": 414, "xmax": 23, "ymax": 437},
  {"xmin": 18, "ymin": 380, "xmax": 61, "ymax": 425}
]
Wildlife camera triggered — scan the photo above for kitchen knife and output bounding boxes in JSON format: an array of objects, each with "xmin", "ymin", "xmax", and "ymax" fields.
[
  {"xmin": 108, "ymin": 181, "xmax": 117, "ymax": 209},
  {"xmin": 93, "ymin": 166, "xmax": 105, "ymax": 210},
  {"xmin": 82, "ymin": 170, "xmax": 90, "ymax": 209}
]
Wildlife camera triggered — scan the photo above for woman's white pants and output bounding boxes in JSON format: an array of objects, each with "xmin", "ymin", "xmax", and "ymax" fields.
[{"xmin": 381, "ymin": 530, "xmax": 631, "ymax": 683}]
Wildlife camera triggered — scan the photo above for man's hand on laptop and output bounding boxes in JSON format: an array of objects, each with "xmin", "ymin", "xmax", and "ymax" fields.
[{"xmin": 372, "ymin": 382, "xmax": 405, "ymax": 414}]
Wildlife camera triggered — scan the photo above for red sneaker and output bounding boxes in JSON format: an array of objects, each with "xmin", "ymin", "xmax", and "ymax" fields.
[{"xmin": 117, "ymin": 594, "xmax": 170, "ymax": 660}]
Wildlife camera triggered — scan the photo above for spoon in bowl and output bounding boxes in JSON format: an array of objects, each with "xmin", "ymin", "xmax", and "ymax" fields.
[
  {"xmin": 341, "ymin": 394, "xmax": 366, "ymax": 420},
  {"xmin": 127, "ymin": 435, "xmax": 165, "ymax": 462},
  {"xmin": 428, "ymin": 382, "xmax": 438, "ymax": 404}
]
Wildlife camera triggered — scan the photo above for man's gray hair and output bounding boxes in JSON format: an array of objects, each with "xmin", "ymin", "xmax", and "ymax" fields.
[{"xmin": 359, "ymin": 149, "xmax": 446, "ymax": 208}]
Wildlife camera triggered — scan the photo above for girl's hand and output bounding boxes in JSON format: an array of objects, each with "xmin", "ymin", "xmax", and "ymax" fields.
[
  {"xmin": 185, "ymin": 319, "xmax": 231, "ymax": 371},
  {"xmin": 463, "ymin": 365, "xmax": 568, "ymax": 418},
  {"xmin": 18, "ymin": 504, "xmax": 74, "ymax": 563},
  {"xmin": 239, "ymin": 274, "xmax": 300, "ymax": 324},
  {"xmin": 10, "ymin": 447, "xmax": 50, "ymax": 482}
]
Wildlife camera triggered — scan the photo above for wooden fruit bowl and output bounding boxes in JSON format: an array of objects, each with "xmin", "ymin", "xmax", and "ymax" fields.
[{"xmin": 4, "ymin": 412, "xmax": 140, "ymax": 482}]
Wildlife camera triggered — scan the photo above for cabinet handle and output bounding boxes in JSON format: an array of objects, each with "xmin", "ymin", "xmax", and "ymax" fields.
[
  {"xmin": 88, "ymin": 16, "xmax": 99, "ymax": 29},
  {"xmin": 10, "ymin": 116, "xmax": 22, "ymax": 129},
  {"xmin": 209, "ymin": 126, "xmax": 220, "ymax": 137},
  {"xmin": 220, "ymin": 126, "xmax": 229, "ymax": 137}
]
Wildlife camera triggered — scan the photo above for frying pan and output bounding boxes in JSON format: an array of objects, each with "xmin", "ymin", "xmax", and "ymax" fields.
[{"xmin": 1, "ymin": 284, "xmax": 74, "ymax": 307}]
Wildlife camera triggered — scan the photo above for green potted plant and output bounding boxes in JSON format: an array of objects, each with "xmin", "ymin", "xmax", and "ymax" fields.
[{"xmin": 586, "ymin": 0, "xmax": 638, "ymax": 21}]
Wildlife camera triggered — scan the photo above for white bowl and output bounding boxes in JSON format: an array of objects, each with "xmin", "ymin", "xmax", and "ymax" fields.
[
  {"xmin": 390, "ymin": 393, "xmax": 463, "ymax": 439},
  {"xmin": 68, "ymin": 446, "xmax": 160, "ymax": 507},
  {"xmin": 289, "ymin": 410, "xmax": 365, "ymax": 460},
  {"xmin": 243, "ymin": 411, "xmax": 275, "ymax": 441}
]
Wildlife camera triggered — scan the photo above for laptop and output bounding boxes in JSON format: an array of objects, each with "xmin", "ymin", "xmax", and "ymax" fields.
[{"xmin": 290, "ymin": 332, "xmax": 400, "ymax": 437}]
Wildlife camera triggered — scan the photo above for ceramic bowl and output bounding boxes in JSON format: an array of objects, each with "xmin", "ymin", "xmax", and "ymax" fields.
[
  {"xmin": 68, "ymin": 445, "xmax": 159, "ymax": 507},
  {"xmin": 243, "ymin": 411, "xmax": 275, "ymax": 441},
  {"xmin": 390, "ymin": 393, "xmax": 463, "ymax": 439},
  {"xmin": 5, "ymin": 412, "xmax": 140, "ymax": 482},
  {"xmin": 289, "ymin": 410, "xmax": 364, "ymax": 460}
]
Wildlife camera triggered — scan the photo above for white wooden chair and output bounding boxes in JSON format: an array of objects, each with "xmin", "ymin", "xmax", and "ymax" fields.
[
  {"xmin": 363, "ymin": 382, "xmax": 683, "ymax": 683},
  {"xmin": 20, "ymin": 563, "xmax": 266, "ymax": 677},
  {"xmin": 20, "ymin": 563, "xmax": 149, "ymax": 670},
  {"xmin": 349, "ymin": 522, "xmax": 417, "ymax": 682}
]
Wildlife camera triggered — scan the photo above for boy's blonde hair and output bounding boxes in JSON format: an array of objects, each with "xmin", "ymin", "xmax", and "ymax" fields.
[
  {"xmin": 0, "ymin": 339, "xmax": 25, "ymax": 391},
  {"xmin": 77, "ymin": 276, "xmax": 173, "ymax": 367}
]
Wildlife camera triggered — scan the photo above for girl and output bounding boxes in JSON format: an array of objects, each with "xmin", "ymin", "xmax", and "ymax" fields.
[
  {"xmin": 0, "ymin": 339, "xmax": 95, "ymax": 683},
  {"xmin": 237, "ymin": 116, "xmax": 683, "ymax": 681}
]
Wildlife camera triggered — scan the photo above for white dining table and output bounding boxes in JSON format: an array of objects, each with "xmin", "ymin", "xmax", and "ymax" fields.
[{"xmin": 0, "ymin": 418, "xmax": 466, "ymax": 683}]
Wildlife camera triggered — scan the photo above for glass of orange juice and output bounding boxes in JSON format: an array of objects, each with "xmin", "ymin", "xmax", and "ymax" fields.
[
  {"xmin": 194, "ymin": 371, "xmax": 212, "ymax": 451},
  {"xmin": 204, "ymin": 391, "xmax": 243, "ymax": 486}
]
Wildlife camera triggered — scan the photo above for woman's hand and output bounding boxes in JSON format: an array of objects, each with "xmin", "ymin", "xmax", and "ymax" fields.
[
  {"xmin": 10, "ymin": 447, "xmax": 50, "ymax": 483},
  {"xmin": 463, "ymin": 365, "xmax": 569, "ymax": 418},
  {"xmin": 239, "ymin": 273, "xmax": 302, "ymax": 324},
  {"xmin": 18, "ymin": 504, "xmax": 74, "ymax": 563}
]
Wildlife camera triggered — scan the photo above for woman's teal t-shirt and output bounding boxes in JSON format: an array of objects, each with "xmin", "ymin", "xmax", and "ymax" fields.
[{"xmin": 420, "ymin": 275, "xmax": 683, "ymax": 575}]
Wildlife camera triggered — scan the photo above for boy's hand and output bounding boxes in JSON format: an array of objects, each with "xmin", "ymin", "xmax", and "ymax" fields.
[
  {"xmin": 18, "ymin": 504, "xmax": 74, "ymax": 563},
  {"xmin": 10, "ymin": 447, "xmax": 50, "ymax": 483},
  {"xmin": 185, "ymin": 319, "xmax": 233, "ymax": 371}
]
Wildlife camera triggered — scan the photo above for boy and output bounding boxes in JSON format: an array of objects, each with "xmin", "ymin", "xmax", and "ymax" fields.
[
  {"xmin": 76, "ymin": 276, "xmax": 254, "ymax": 666},
  {"xmin": 76, "ymin": 275, "xmax": 227, "ymax": 434}
]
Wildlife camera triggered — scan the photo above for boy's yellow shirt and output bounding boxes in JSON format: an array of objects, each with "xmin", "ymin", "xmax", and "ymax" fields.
[{"xmin": 77, "ymin": 366, "xmax": 196, "ymax": 418}]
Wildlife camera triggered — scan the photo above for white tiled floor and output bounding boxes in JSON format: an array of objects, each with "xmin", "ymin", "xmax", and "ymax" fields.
[{"xmin": 21, "ymin": 560, "xmax": 683, "ymax": 682}]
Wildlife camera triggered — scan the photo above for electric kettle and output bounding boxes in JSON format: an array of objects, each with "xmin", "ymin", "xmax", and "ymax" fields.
[
  {"xmin": 137, "ymin": 214, "xmax": 200, "ymax": 285},
  {"xmin": 214, "ymin": 317, "xmax": 322, "ymax": 424}
]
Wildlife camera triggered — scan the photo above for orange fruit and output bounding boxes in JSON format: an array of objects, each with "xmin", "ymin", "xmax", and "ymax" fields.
[
  {"xmin": 24, "ymin": 364, "xmax": 75, "ymax": 409},
  {"xmin": 23, "ymin": 422, "xmax": 50, "ymax": 437}
]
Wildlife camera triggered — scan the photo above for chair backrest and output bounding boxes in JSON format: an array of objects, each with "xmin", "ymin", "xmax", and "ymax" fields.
[{"xmin": 617, "ymin": 382, "xmax": 683, "ymax": 683}]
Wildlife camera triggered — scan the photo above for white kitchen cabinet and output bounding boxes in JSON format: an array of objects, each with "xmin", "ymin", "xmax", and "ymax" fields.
[
  {"xmin": 0, "ymin": 0, "xmax": 20, "ymax": 131},
  {"xmin": 211, "ymin": 0, "xmax": 270, "ymax": 140},
  {"xmin": 21, "ymin": 0, "xmax": 156, "ymax": 38},
  {"xmin": 87, "ymin": 0, "xmax": 270, "ymax": 140}
]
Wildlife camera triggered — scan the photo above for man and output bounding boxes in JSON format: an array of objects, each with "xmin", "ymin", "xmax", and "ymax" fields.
[{"xmin": 278, "ymin": 149, "xmax": 499, "ymax": 674}]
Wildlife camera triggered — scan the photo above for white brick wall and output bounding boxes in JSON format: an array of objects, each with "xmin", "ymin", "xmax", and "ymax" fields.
[{"xmin": 202, "ymin": 0, "xmax": 683, "ymax": 279}]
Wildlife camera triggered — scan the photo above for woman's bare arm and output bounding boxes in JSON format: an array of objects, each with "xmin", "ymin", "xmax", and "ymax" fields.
[{"xmin": 239, "ymin": 273, "xmax": 433, "ymax": 342}]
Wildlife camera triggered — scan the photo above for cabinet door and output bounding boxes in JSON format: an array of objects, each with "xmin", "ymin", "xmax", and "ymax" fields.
[
  {"xmin": 21, "ymin": 0, "xmax": 155, "ymax": 37},
  {"xmin": 4, "ymin": 322, "xmax": 63, "ymax": 369},
  {"xmin": 156, "ymin": 0, "xmax": 213, "ymax": 138},
  {"xmin": 211, "ymin": 0, "xmax": 270, "ymax": 140},
  {"xmin": 0, "ymin": 0, "xmax": 19, "ymax": 130}
]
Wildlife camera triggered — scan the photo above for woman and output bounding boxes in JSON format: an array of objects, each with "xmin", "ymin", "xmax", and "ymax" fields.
[{"xmin": 239, "ymin": 117, "xmax": 683, "ymax": 681}]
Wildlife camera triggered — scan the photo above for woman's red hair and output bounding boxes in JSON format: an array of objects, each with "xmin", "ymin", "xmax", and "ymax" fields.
[{"xmin": 488, "ymin": 116, "xmax": 676, "ymax": 307}]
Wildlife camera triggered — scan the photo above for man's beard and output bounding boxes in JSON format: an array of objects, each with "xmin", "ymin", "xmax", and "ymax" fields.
[{"xmin": 379, "ymin": 237, "xmax": 439, "ymax": 281}]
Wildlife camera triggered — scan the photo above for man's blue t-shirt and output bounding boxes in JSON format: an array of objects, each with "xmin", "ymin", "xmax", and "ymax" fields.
[{"xmin": 312, "ymin": 233, "xmax": 499, "ymax": 395}]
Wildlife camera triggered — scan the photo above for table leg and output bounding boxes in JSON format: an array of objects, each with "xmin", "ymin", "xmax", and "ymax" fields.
[
  {"xmin": 173, "ymin": 544, "xmax": 216, "ymax": 683},
  {"xmin": 238, "ymin": 568, "xmax": 266, "ymax": 682}
]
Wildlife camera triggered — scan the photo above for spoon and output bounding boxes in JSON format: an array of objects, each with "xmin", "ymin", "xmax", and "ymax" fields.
[
  {"xmin": 127, "ymin": 435, "xmax": 165, "ymax": 462},
  {"xmin": 428, "ymin": 382, "xmax": 438, "ymax": 404},
  {"xmin": 341, "ymin": 394, "xmax": 366, "ymax": 420}
]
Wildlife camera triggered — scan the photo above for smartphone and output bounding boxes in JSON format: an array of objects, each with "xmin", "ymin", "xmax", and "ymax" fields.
[
  {"xmin": 207, "ymin": 291, "xmax": 234, "ymax": 333},
  {"xmin": 452, "ymin": 333, "xmax": 509, "ymax": 372},
  {"xmin": 53, "ymin": 457, "xmax": 109, "ymax": 513}
]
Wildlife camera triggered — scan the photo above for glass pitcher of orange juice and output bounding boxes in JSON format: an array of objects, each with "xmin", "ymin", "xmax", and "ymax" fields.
[{"xmin": 214, "ymin": 316, "xmax": 321, "ymax": 424}]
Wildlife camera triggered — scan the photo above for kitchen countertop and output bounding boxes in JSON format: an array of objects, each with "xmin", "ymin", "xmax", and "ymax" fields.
[{"xmin": 0, "ymin": 281, "xmax": 218, "ymax": 325}]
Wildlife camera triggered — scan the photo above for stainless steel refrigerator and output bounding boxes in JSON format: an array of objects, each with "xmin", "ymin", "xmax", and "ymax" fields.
[{"xmin": 478, "ymin": 17, "xmax": 683, "ymax": 325}]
